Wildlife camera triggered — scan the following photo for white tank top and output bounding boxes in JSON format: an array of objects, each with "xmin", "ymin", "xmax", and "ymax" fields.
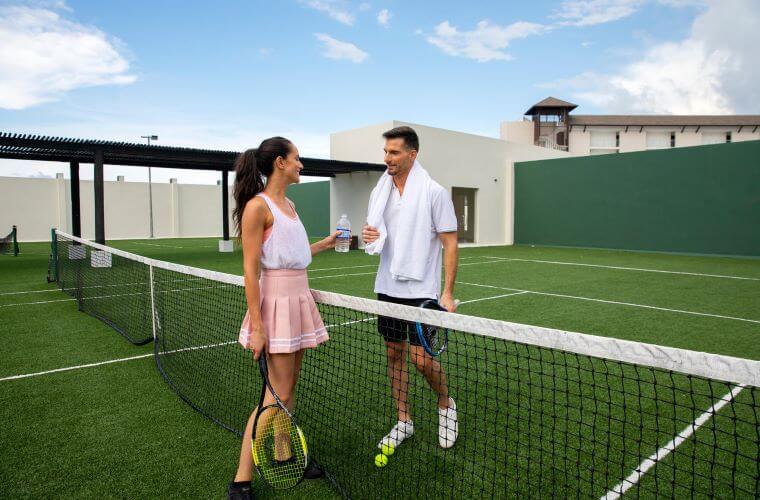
[{"xmin": 257, "ymin": 193, "xmax": 312, "ymax": 270}]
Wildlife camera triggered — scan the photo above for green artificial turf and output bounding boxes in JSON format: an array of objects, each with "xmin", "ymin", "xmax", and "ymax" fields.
[{"xmin": 1, "ymin": 238, "xmax": 758, "ymax": 498}]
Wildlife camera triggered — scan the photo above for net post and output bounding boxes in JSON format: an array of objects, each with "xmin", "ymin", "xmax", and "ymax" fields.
[
  {"xmin": 12, "ymin": 225, "xmax": 18, "ymax": 256},
  {"xmin": 149, "ymin": 264, "xmax": 158, "ymax": 341},
  {"xmin": 47, "ymin": 228, "xmax": 58, "ymax": 283}
]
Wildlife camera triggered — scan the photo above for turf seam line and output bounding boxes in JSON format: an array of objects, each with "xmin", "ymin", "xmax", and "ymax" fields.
[
  {"xmin": 457, "ymin": 281, "xmax": 760, "ymax": 325},
  {"xmin": 484, "ymin": 256, "xmax": 760, "ymax": 281},
  {"xmin": 601, "ymin": 384, "xmax": 746, "ymax": 499}
]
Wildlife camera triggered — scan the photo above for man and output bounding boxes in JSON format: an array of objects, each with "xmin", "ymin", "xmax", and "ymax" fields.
[{"xmin": 362, "ymin": 126, "xmax": 459, "ymax": 451}]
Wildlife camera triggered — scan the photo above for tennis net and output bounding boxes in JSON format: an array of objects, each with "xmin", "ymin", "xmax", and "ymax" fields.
[
  {"xmin": 1, "ymin": 225, "xmax": 19, "ymax": 256},
  {"xmin": 51, "ymin": 229, "xmax": 760, "ymax": 498}
]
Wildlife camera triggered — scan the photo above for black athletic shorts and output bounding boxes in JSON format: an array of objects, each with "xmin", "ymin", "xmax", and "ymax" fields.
[{"xmin": 377, "ymin": 293, "xmax": 434, "ymax": 345}]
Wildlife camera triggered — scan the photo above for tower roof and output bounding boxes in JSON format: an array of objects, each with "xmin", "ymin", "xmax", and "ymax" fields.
[{"xmin": 525, "ymin": 97, "xmax": 578, "ymax": 115}]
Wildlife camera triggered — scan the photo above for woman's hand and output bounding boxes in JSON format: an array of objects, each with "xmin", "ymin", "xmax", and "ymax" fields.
[
  {"xmin": 249, "ymin": 320, "xmax": 267, "ymax": 360},
  {"xmin": 312, "ymin": 231, "xmax": 341, "ymax": 255},
  {"xmin": 323, "ymin": 230, "xmax": 340, "ymax": 249}
]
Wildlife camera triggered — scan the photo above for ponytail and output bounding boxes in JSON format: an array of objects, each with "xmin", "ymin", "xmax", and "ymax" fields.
[{"xmin": 232, "ymin": 137, "xmax": 293, "ymax": 237}]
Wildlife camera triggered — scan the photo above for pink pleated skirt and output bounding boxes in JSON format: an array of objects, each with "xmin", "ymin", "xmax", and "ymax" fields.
[{"xmin": 239, "ymin": 269, "xmax": 329, "ymax": 354}]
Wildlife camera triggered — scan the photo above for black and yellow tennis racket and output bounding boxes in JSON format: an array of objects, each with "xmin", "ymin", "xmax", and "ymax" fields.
[{"xmin": 251, "ymin": 354, "xmax": 308, "ymax": 489}]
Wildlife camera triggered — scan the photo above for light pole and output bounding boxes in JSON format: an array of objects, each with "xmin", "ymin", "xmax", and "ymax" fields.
[{"xmin": 141, "ymin": 135, "xmax": 158, "ymax": 238}]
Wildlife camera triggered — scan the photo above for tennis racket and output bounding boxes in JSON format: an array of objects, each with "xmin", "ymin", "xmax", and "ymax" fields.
[
  {"xmin": 251, "ymin": 354, "xmax": 308, "ymax": 489},
  {"xmin": 415, "ymin": 299, "xmax": 459, "ymax": 357}
]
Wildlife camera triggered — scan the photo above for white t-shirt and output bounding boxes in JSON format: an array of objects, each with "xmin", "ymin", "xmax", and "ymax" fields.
[{"xmin": 374, "ymin": 181, "xmax": 458, "ymax": 299}]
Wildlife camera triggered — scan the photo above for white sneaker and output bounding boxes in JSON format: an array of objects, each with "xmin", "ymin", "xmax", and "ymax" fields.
[
  {"xmin": 438, "ymin": 398, "xmax": 458, "ymax": 449},
  {"xmin": 377, "ymin": 420, "xmax": 414, "ymax": 450}
]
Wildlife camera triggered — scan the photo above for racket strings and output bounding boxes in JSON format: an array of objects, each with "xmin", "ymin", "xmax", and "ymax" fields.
[{"xmin": 254, "ymin": 406, "xmax": 307, "ymax": 489}]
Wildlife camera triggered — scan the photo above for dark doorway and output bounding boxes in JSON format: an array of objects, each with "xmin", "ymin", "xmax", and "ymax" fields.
[{"xmin": 452, "ymin": 187, "xmax": 476, "ymax": 243}]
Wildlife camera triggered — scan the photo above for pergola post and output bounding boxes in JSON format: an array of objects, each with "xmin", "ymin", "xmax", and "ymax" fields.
[
  {"xmin": 94, "ymin": 149, "xmax": 105, "ymax": 244},
  {"xmin": 222, "ymin": 169, "xmax": 230, "ymax": 240},
  {"xmin": 219, "ymin": 169, "xmax": 233, "ymax": 252},
  {"xmin": 69, "ymin": 161, "xmax": 81, "ymax": 238}
]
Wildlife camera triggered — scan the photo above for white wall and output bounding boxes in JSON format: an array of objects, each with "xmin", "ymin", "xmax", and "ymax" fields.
[
  {"xmin": 330, "ymin": 120, "xmax": 570, "ymax": 246},
  {"xmin": 0, "ymin": 175, "xmax": 234, "ymax": 241},
  {"xmin": 499, "ymin": 120, "xmax": 534, "ymax": 145},
  {"xmin": 568, "ymin": 129, "xmax": 591, "ymax": 155}
]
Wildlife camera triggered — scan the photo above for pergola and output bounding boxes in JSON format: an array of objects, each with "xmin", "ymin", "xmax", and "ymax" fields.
[{"xmin": 0, "ymin": 132, "xmax": 385, "ymax": 244}]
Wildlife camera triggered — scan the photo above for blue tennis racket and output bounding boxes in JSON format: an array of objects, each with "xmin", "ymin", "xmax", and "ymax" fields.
[{"xmin": 415, "ymin": 299, "xmax": 459, "ymax": 357}]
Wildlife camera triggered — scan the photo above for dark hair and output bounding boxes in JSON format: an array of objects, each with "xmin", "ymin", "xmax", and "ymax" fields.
[
  {"xmin": 232, "ymin": 136, "xmax": 293, "ymax": 237},
  {"xmin": 382, "ymin": 126, "xmax": 419, "ymax": 152}
]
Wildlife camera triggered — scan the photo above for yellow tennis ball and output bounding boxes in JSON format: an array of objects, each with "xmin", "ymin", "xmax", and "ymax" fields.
[
  {"xmin": 380, "ymin": 444, "xmax": 395, "ymax": 456},
  {"xmin": 374, "ymin": 453, "xmax": 388, "ymax": 467}
]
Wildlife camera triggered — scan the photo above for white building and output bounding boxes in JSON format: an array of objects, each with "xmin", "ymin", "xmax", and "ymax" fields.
[
  {"xmin": 501, "ymin": 97, "xmax": 760, "ymax": 155},
  {"xmin": 329, "ymin": 120, "xmax": 568, "ymax": 246}
]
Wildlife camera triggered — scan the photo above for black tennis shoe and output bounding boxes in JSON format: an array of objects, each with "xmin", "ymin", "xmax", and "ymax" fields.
[
  {"xmin": 304, "ymin": 460, "xmax": 325, "ymax": 479},
  {"xmin": 227, "ymin": 480, "xmax": 254, "ymax": 500}
]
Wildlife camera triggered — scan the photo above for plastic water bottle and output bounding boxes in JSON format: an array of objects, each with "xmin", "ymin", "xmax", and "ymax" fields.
[{"xmin": 336, "ymin": 214, "xmax": 350, "ymax": 253}]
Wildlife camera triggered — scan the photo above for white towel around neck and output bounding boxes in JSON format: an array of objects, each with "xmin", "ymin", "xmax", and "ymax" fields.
[{"xmin": 365, "ymin": 160, "xmax": 433, "ymax": 282}]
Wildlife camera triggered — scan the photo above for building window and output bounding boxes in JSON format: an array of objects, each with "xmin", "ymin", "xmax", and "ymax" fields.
[
  {"xmin": 646, "ymin": 131, "xmax": 672, "ymax": 150},
  {"xmin": 702, "ymin": 132, "xmax": 731, "ymax": 145},
  {"xmin": 590, "ymin": 130, "xmax": 620, "ymax": 155}
]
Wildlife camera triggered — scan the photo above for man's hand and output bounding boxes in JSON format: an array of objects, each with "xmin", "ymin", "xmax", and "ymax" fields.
[
  {"xmin": 362, "ymin": 224, "xmax": 380, "ymax": 244},
  {"xmin": 439, "ymin": 292, "xmax": 457, "ymax": 313}
]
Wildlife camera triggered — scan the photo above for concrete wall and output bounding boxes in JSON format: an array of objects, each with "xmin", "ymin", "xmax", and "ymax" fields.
[
  {"xmin": 0, "ymin": 175, "xmax": 234, "ymax": 241},
  {"xmin": 1, "ymin": 175, "xmax": 332, "ymax": 242},
  {"xmin": 330, "ymin": 120, "xmax": 570, "ymax": 246},
  {"xmin": 568, "ymin": 128, "xmax": 591, "ymax": 155},
  {"xmin": 499, "ymin": 120, "xmax": 534, "ymax": 145}
]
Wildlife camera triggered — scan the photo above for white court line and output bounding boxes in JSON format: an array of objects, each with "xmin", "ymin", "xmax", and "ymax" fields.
[
  {"xmin": 483, "ymin": 256, "xmax": 760, "ymax": 281},
  {"xmin": 459, "ymin": 291, "xmax": 529, "ymax": 305},
  {"xmin": 602, "ymin": 384, "xmax": 746, "ymax": 499},
  {"xmin": 0, "ymin": 291, "xmax": 514, "ymax": 381},
  {"xmin": 308, "ymin": 256, "xmax": 494, "ymax": 274},
  {"xmin": 0, "ymin": 288, "xmax": 60, "ymax": 296},
  {"xmin": 458, "ymin": 281, "xmax": 760, "ymax": 325},
  {"xmin": 308, "ymin": 258, "xmax": 515, "ymax": 281},
  {"xmin": 0, "ymin": 282, "xmax": 238, "ymax": 308},
  {"xmin": 0, "ymin": 340, "xmax": 238, "ymax": 382},
  {"xmin": 0, "ymin": 353, "xmax": 154, "ymax": 381},
  {"xmin": 1, "ymin": 297, "xmax": 76, "ymax": 307},
  {"xmin": 129, "ymin": 242, "xmax": 188, "ymax": 249}
]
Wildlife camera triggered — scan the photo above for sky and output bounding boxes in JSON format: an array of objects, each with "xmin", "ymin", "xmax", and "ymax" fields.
[{"xmin": 1, "ymin": 0, "xmax": 758, "ymax": 184}]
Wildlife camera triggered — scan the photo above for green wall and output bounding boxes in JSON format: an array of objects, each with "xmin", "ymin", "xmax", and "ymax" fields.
[
  {"xmin": 287, "ymin": 180, "xmax": 330, "ymax": 237},
  {"xmin": 514, "ymin": 141, "xmax": 760, "ymax": 256}
]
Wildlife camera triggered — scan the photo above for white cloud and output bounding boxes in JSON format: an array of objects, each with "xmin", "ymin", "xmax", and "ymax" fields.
[
  {"xmin": 314, "ymin": 33, "xmax": 368, "ymax": 62},
  {"xmin": 301, "ymin": 0, "xmax": 355, "ymax": 26},
  {"xmin": 359, "ymin": 2, "xmax": 371, "ymax": 12},
  {"xmin": 543, "ymin": 0, "xmax": 760, "ymax": 113},
  {"xmin": 0, "ymin": 5, "xmax": 136, "ymax": 110},
  {"xmin": 426, "ymin": 20, "xmax": 547, "ymax": 63},
  {"xmin": 377, "ymin": 9, "xmax": 391, "ymax": 27},
  {"xmin": 553, "ymin": 0, "xmax": 643, "ymax": 26},
  {"xmin": 581, "ymin": 41, "xmax": 593, "ymax": 47}
]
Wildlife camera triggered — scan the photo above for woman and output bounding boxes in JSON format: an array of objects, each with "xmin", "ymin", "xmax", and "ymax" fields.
[{"xmin": 228, "ymin": 137, "xmax": 336, "ymax": 499}]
